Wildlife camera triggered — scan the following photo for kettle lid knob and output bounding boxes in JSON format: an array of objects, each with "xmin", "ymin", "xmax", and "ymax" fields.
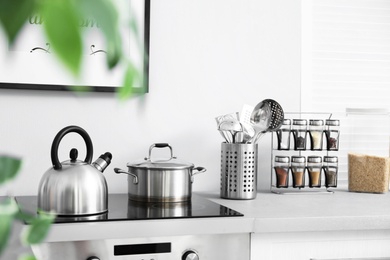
[{"xmin": 70, "ymin": 148, "xmax": 78, "ymax": 162}]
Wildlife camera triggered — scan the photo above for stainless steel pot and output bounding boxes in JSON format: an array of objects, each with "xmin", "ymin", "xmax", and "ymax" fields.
[{"xmin": 114, "ymin": 143, "xmax": 206, "ymax": 203}]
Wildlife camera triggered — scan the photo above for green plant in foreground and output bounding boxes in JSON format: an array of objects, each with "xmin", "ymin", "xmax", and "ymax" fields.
[{"xmin": 0, "ymin": 156, "xmax": 54, "ymax": 260}]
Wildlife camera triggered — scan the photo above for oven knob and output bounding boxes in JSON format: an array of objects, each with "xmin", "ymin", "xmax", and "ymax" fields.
[
  {"xmin": 182, "ymin": 250, "xmax": 199, "ymax": 260},
  {"xmin": 86, "ymin": 257, "xmax": 100, "ymax": 260}
]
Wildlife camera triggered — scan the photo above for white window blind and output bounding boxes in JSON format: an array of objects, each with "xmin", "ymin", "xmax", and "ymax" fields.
[{"xmin": 301, "ymin": 0, "xmax": 390, "ymax": 185}]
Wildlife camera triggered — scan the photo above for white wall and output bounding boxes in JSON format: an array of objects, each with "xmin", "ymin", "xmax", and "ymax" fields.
[{"xmin": 0, "ymin": 0, "xmax": 301, "ymax": 196}]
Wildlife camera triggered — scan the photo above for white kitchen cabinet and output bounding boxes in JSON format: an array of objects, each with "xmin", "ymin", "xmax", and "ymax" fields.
[{"xmin": 251, "ymin": 230, "xmax": 390, "ymax": 260}]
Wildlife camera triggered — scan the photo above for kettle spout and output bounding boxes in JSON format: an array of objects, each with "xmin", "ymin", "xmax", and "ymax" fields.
[{"xmin": 92, "ymin": 152, "xmax": 112, "ymax": 172}]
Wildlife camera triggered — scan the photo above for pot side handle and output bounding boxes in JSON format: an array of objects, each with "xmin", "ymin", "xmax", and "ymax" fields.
[
  {"xmin": 190, "ymin": 166, "xmax": 206, "ymax": 183},
  {"xmin": 114, "ymin": 168, "xmax": 138, "ymax": 184},
  {"xmin": 192, "ymin": 166, "xmax": 206, "ymax": 176}
]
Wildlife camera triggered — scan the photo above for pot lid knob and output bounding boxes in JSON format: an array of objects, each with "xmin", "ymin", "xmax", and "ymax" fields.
[{"xmin": 70, "ymin": 148, "xmax": 78, "ymax": 162}]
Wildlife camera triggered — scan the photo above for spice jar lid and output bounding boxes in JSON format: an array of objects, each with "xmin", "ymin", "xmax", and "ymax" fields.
[
  {"xmin": 307, "ymin": 156, "xmax": 322, "ymax": 163},
  {"xmin": 309, "ymin": 119, "xmax": 324, "ymax": 126},
  {"xmin": 324, "ymin": 156, "xmax": 338, "ymax": 163},
  {"xmin": 291, "ymin": 156, "xmax": 306, "ymax": 163},
  {"xmin": 275, "ymin": 156, "xmax": 290, "ymax": 163},
  {"xmin": 293, "ymin": 119, "xmax": 307, "ymax": 125},
  {"xmin": 325, "ymin": 119, "xmax": 340, "ymax": 126}
]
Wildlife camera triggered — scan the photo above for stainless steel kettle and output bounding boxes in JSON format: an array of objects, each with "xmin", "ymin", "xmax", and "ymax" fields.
[{"xmin": 38, "ymin": 125, "xmax": 112, "ymax": 216}]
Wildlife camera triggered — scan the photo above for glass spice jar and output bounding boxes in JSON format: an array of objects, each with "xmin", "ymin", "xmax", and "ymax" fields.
[
  {"xmin": 325, "ymin": 119, "xmax": 340, "ymax": 151},
  {"xmin": 276, "ymin": 119, "xmax": 291, "ymax": 150},
  {"xmin": 291, "ymin": 156, "xmax": 306, "ymax": 188},
  {"xmin": 309, "ymin": 119, "xmax": 324, "ymax": 151},
  {"xmin": 307, "ymin": 156, "xmax": 322, "ymax": 188},
  {"xmin": 274, "ymin": 156, "xmax": 290, "ymax": 188},
  {"xmin": 292, "ymin": 119, "xmax": 308, "ymax": 150},
  {"xmin": 323, "ymin": 156, "xmax": 338, "ymax": 188}
]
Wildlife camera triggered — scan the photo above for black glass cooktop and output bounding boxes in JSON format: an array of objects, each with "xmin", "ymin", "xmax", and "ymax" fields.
[{"xmin": 16, "ymin": 194, "xmax": 243, "ymax": 224}]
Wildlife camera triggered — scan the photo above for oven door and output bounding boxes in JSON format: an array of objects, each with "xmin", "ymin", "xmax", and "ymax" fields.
[{"xmin": 32, "ymin": 233, "xmax": 250, "ymax": 260}]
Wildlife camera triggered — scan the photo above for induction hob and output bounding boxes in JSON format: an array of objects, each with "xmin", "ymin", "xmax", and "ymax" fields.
[{"xmin": 16, "ymin": 194, "xmax": 243, "ymax": 224}]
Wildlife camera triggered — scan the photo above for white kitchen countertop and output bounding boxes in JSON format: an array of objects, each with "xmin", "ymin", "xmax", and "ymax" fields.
[
  {"xmin": 29, "ymin": 189, "xmax": 390, "ymax": 242},
  {"xmin": 207, "ymin": 189, "xmax": 390, "ymax": 234}
]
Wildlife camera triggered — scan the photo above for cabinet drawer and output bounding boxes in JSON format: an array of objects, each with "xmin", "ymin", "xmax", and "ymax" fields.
[{"xmin": 252, "ymin": 231, "xmax": 390, "ymax": 260}]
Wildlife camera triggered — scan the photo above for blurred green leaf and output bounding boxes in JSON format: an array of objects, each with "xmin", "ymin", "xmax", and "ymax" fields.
[
  {"xmin": 0, "ymin": 156, "xmax": 22, "ymax": 184},
  {"xmin": 0, "ymin": 198, "xmax": 19, "ymax": 216},
  {"xmin": 18, "ymin": 254, "xmax": 37, "ymax": 260},
  {"xmin": 0, "ymin": 0, "xmax": 35, "ymax": 44},
  {"xmin": 0, "ymin": 215, "xmax": 12, "ymax": 255},
  {"xmin": 40, "ymin": 0, "xmax": 82, "ymax": 76},
  {"xmin": 14, "ymin": 208, "xmax": 36, "ymax": 224},
  {"xmin": 78, "ymin": 0, "xmax": 122, "ymax": 69},
  {"xmin": 118, "ymin": 63, "xmax": 141, "ymax": 99},
  {"xmin": 0, "ymin": 198, "xmax": 18, "ymax": 255},
  {"xmin": 21, "ymin": 211, "xmax": 54, "ymax": 245}
]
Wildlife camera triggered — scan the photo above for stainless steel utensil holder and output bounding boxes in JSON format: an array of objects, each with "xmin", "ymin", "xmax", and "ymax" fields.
[{"xmin": 220, "ymin": 143, "xmax": 258, "ymax": 200}]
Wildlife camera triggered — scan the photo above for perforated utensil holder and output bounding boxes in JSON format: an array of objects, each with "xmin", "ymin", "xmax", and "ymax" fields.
[{"xmin": 220, "ymin": 143, "xmax": 258, "ymax": 200}]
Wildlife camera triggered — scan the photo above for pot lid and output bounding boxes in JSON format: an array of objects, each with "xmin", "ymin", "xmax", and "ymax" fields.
[
  {"xmin": 127, "ymin": 143, "xmax": 194, "ymax": 170},
  {"xmin": 127, "ymin": 157, "xmax": 194, "ymax": 170}
]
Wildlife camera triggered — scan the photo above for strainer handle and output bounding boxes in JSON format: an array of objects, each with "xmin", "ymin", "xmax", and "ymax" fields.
[{"xmin": 148, "ymin": 143, "xmax": 174, "ymax": 160}]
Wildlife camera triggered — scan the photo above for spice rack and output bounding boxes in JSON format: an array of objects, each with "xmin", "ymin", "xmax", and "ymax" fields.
[{"xmin": 270, "ymin": 112, "xmax": 340, "ymax": 194}]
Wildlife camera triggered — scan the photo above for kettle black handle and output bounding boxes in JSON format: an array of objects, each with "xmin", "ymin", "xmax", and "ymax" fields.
[{"xmin": 51, "ymin": 125, "xmax": 93, "ymax": 170}]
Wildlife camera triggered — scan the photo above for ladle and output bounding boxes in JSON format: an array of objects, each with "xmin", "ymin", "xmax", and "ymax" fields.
[{"xmin": 250, "ymin": 99, "xmax": 284, "ymax": 143}]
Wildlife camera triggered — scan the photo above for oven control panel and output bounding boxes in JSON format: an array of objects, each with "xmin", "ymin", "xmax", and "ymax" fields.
[
  {"xmin": 33, "ymin": 234, "xmax": 249, "ymax": 260},
  {"xmin": 114, "ymin": 243, "xmax": 199, "ymax": 260}
]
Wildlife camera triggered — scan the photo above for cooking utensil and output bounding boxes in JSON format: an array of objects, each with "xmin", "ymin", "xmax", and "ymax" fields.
[
  {"xmin": 250, "ymin": 99, "xmax": 284, "ymax": 143},
  {"xmin": 239, "ymin": 104, "xmax": 255, "ymax": 124},
  {"xmin": 234, "ymin": 131, "xmax": 244, "ymax": 143},
  {"xmin": 215, "ymin": 115, "xmax": 232, "ymax": 143},
  {"xmin": 38, "ymin": 125, "xmax": 112, "ymax": 216},
  {"xmin": 218, "ymin": 119, "xmax": 243, "ymax": 143},
  {"xmin": 115, "ymin": 143, "xmax": 206, "ymax": 203},
  {"xmin": 250, "ymin": 100, "xmax": 271, "ymax": 133},
  {"xmin": 215, "ymin": 112, "xmax": 239, "ymax": 143},
  {"xmin": 241, "ymin": 122, "xmax": 255, "ymax": 143},
  {"xmin": 261, "ymin": 99, "xmax": 284, "ymax": 131}
]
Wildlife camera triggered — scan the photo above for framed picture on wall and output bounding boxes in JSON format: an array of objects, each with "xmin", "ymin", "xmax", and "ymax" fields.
[{"xmin": 0, "ymin": 0, "xmax": 150, "ymax": 93}]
